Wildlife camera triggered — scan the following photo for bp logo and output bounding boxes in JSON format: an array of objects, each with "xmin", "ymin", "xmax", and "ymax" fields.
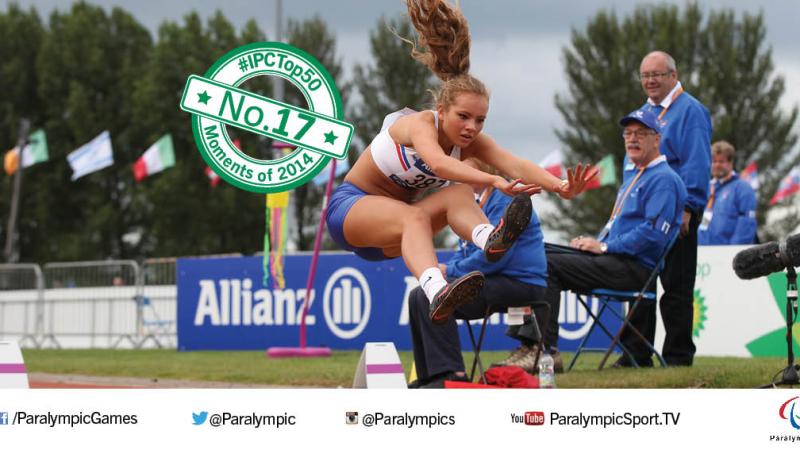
[
  {"xmin": 692, "ymin": 288, "xmax": 708, "ymax": 338},
  {"xmin": 180, "ymin": 42, "xmax": 353, "ymax": 193}
]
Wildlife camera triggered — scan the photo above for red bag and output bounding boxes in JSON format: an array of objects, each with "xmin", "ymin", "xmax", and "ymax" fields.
[{"xmin": 483, "ymin": 366, "xmax": 540, "ymax": 388}]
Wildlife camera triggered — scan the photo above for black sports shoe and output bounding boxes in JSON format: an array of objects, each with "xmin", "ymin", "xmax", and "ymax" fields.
[
  {"xmin": 611, "ymin": 355, "xmax": 654, "ymax": 369},
  {"xmin": 428, "ymin": 271, "xmax": 485, "ymax": 324},
  {"xmin": 483, "ymin": 194, "xmax": 532, "ymax": 263},
  {"xmin": 418, "ymin": 371, "xmax": 470, "ymax": 389}
]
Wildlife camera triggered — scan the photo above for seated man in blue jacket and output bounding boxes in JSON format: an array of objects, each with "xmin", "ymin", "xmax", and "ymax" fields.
[
  {"xmin": 537, "ymin": 109, "xmax": 687, "ymax": 368},
  {"xmin": 697, "ymin": 140, "xmax": 757, "ymax": 245},
  {"xmin": 408, "ymin": 159, "xmax": 548, "ymax": 388}
]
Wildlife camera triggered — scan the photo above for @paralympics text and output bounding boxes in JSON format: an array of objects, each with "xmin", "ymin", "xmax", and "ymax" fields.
[
  {"xmin": 11, "ymin": 411, "xmax": 138, "ymax": 427},
  {"xmin": 359, "ymin": 412, "xmax": 455, "ymax": 428}
]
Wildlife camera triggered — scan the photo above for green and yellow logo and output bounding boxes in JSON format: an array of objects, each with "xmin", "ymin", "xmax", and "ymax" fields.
[
  {"xmin": 746, "ymin": 272, "xmax": 799, "ymax": 357},
  {"xmin": 180, "ymin": 42, "xmax": 353, "ymax": 193},
  {"xmin": 692, "ymin": 288, "xmax": 708, "ymax": 338}
]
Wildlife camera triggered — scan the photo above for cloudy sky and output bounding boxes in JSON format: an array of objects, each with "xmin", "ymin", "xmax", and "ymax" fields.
[{"xmin": 6, "ymin": 0, "xmax": 800, "ymax": 164}]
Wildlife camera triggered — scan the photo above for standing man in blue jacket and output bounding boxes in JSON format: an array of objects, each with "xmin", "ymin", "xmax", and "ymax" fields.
[
  {"xmin": 698, "ymin": 140, "xmax": 757, "ymax": 245},
  {"xmin": 618, "ymin": 51, "xmax": 712, "ymax": 367}
]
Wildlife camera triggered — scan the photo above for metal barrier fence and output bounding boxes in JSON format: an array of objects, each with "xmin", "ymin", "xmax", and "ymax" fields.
[
  {"xmin": 0, "ymin": 264, "xmax": 44, "ymax": 347},
  {"xmin": 0, "ymin": 260, "xmax": 178, "ymax": 349}
]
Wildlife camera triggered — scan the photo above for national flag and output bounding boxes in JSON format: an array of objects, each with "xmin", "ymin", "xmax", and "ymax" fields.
[
  {"xmin": 740, "ymin": 161, "xmax": 759, "ymax": 191},
  {"xmin": 584, "ymin": 154, "xmax": 618, "ymax": 191},
  {"xmin": 67, "ymin": 131, "xmax": 114, "ymax": 181},
  {"xmin": 4, "ymin": 148, "xmax": 19, "ymax": 176},
  {"xmin": 132, "ymin": 134, "xmax": 175, "ymax": 182},
  {"xmin": 770, "ymin": 167, "xmax": 800, "ymax": 205},
  {"xmin": 3, "ymin": 129, "xmax": 49, "ymax": 176},
  {"xmin": 539, "ymin": 150, "xmax": 563, "ymax": 178},
  {"xmin": 204, "ymin": 166, "xmax": 220, "ymax": 187}
]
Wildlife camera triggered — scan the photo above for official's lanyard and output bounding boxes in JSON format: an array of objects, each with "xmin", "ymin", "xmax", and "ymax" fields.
[
  {"xmin": 705, "ymin": 182, "xmax": 716, "ymax": 210},
  {"xmin": 654, "ymin": 86, "xmax": 684, "ymax": 120},
  {"xmin": 609, "ymin": 167, "xmax": 646, "ymax": 222}
]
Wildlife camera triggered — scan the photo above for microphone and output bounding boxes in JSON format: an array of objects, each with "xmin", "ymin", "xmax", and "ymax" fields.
[{"xmin": 733, "ymin": 234, "xmax": 800, "ymax": 280}]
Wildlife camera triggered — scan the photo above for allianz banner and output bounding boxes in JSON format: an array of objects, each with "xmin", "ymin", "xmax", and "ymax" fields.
[{"xmin": 177, "ymin": 252, "xmax": 621, "ymax": 351}]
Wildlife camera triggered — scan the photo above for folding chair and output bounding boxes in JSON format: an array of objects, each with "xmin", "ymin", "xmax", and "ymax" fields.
[
  {"xmin": 466, "ymin": 301, "xmax": 551, "ymax": 383},
  {"xmin": 566, "ymin": 232, "xmax": 679, "ymax": 371}
]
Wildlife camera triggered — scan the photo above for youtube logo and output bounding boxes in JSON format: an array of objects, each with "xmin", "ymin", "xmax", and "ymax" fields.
[{"xmin": 525, "ymin": 411, "xmax": 545, "ymax": 425}]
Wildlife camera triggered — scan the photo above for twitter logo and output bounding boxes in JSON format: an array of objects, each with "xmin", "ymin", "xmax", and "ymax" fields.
[{"xmin": 192, "ymin": 411, "xmax": 208, "ymax": 425}]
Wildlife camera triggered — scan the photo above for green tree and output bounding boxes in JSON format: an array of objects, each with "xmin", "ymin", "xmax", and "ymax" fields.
[
  {"xmin": 284, "ymin": 15, "xmax": 348, "ymax": 251},
  {"xmin": 130, "ymin": 11, "xmax": 268, "ymax": 257},
  {"xmin": 350, "ymin": 16, "xmax": 435, "ymax": 149},
  {"xmin": 548, "ymin": 3, "xmax": 798, "ymax": 241},
  {"xmin": 22, "ymin": 3, "xmax": 153, "ymax": 261},
  {"xmin": 0, "ymin": 4, "xmax": 44, "ymax": 260}
]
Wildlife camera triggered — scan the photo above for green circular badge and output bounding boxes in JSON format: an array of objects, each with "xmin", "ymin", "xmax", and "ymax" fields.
[{"xmin": 180, "ymin": 42, "xmax": 353, "ymax": 193}]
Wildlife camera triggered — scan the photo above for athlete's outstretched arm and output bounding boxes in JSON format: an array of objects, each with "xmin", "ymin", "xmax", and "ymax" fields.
[{"xmin": 466, "ymin": 133, "xmax": 597, "ymax": 198}]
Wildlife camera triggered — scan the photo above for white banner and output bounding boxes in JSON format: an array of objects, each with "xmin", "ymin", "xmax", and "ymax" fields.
[
  {"xmin": 655, "ymin": 245, "xmax": 787, "ymax": 357},
  {"xmin": 0, "ymin": 389, "xmax": 798, "ymax": 448}
]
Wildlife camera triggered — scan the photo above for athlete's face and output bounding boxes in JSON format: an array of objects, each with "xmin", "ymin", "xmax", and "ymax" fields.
[
  {"xmin": 711, "ymin": 152, "xmax": 734, "ymax": 180},
  {"xmin": 438, "ymin": 92, "xmax": 489, "ymax": 148},
  {"xmin": 639, "ymin": 54, "xmax": 678, "ymax": 104}
]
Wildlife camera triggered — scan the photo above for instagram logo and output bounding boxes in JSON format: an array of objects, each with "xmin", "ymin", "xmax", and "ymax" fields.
[{"xmin": 524, "ymin": 411, "xmax": 545, "ymax": 426}]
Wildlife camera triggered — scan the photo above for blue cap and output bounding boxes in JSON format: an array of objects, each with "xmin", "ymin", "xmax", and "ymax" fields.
[{"xmin": 619, "ymin": 109, "xmax": 661, "ymax": 134}]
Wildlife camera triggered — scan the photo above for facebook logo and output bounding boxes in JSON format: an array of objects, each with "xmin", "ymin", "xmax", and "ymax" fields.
[{"xmin": 0, "ymin": 412, "xmax": 9, "ymax": 425}]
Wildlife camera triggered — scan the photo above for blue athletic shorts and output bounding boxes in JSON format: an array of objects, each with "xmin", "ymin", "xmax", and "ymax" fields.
[{"xmin": 326, "ymin": 182, "xmax": 394, "ymax": 261}]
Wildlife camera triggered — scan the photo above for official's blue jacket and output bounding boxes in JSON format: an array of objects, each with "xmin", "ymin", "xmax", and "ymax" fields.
[
  {"xmin": 446, "ymin": 188, "xmax": 547, "ymax": 287},
  {"xmin": 637, "ymin": 89, "xmax": 712, "ymax": 213},
  {"xmin": 601, "ymin": 157, "xmax": 687, "ymax": 270},
  {"xmin": 698, "ymin": 174, "xmax": 757, "ymax": 245}
]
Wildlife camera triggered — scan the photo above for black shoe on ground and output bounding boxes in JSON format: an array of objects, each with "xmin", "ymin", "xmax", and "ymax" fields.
[
  {"xmin": 484, "ymin": 194, "xmax": 532, "ymax": 263},
  {"xmin": 429, "ymin": 271, "xmax": 485, "ymax": 324},
  {"xmin": 418, "ymin": 372, "xmax": 470, "ymax": 389},
  {"xmin": 611, "ymin": 355, "xmax": 654, "ymax": 369}
]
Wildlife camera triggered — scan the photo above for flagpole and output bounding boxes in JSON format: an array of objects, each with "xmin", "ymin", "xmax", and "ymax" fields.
[{"xmin": 4, "ymin": 118, "xmax": 31, "ymax": 263}]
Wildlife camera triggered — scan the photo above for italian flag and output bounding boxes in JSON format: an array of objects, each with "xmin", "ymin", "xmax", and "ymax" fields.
[
  {"xmin": 132, "ymin": 134, "xmax": 175, "ymax": 182},
  {"xmin": 584, "ymin": 154, "xmax": 618, "ymax": 191},
  {"xmin": 3, "ymin": 129, "xmax": 49, "ymax": 176}
]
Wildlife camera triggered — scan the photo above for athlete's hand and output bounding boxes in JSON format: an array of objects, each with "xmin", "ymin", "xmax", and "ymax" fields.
[
  {"xmin": 493, "ymin": 176, "xmax": 542, "ymax": 197},
  {"xmin": 558, "ymin": 163, "xmax": 599, "ymax": 199}
]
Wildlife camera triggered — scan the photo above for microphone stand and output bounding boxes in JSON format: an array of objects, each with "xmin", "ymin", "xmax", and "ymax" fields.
[{"xmin": 760, "ymin": 266, "xmax": 799, "ymax": 388}]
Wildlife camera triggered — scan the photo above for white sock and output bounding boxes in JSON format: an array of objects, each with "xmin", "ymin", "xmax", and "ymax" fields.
[
  {"xmin": 419, "ymin": 267, "xmax": 447, "ymax": 303},
  {"xmin": 471, "ymin": 223, "xmax": 494, "ymax": 250}
]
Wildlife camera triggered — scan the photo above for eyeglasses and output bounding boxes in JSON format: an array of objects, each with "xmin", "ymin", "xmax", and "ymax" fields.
[
  {"xmin": 622, "ymin": 129, "xmax": 656, "ymax": 139},
  {"xmin": 639, "ymin": 71, "xmax": 673, "ymax": 80}
]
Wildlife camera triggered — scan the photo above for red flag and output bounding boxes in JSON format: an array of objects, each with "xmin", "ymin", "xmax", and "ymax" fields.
[{"xmin": 205, "ymin": 166, "xmax": 220, "ymax": 187}]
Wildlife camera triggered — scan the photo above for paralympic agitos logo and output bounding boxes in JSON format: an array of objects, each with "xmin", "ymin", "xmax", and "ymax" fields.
[{"xmin": 779, "ymin": 396, "xmax": 800, "ymax": 429}]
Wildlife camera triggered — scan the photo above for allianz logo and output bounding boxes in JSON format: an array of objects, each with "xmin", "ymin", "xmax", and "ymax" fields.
[
  {"xmin": 323, "ymin": 267, "xmax": 372, "ymax": 340},
  {"xmin": 194, "ymin": 278, "xmax": 317, "ymax": 326},
  {"xmin": 193, "ymin": 268, "xmax": 375, "ymax": 340}
]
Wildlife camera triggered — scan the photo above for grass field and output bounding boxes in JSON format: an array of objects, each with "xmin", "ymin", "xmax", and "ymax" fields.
[{"xmin": 20, "ymin": 349, "xmax": 794, "ymax": 388}]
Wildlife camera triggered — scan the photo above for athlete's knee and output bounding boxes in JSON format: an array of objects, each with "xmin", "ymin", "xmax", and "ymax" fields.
[{"xmin": 403, "ymin": 206, "xmax": 432, "ymax": 230}]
